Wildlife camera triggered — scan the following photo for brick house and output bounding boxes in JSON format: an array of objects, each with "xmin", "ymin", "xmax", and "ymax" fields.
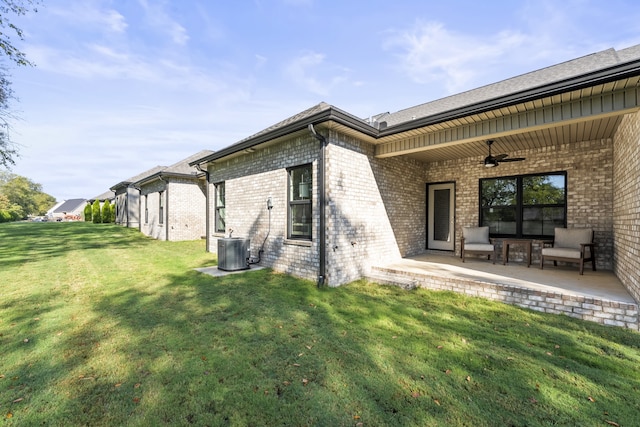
[
  {"xmin": 191, "ymin": 44, "xmax": 640, "ymax": 304},
  {"xmin": 111, "ymin": 166, "xmax": 166, "ymax": 228},
  {"xmin": 134, "ymin": 150, "xmax": 212, "ymax": 241}
]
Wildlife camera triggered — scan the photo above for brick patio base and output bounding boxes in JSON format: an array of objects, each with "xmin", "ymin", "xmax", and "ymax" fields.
[{"xmin": 367, "ymin": 266, "xmax": 639, "ymax": 330}]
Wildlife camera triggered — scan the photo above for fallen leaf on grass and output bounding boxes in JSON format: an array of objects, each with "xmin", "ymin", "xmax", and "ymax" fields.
[
  {"xmin": 529, "ymin": 397, "xmax": 538, "ymax": 404},
  {"xmin": 302, "ymin": 379, "xmax": 309, "ymax": 386},
  {"xmin": 6, "ymin": 411, "xmax": 12, "ymax": 419},
  {"xmin": 114, "ymin": 383, "xmax": 122, "ymax": 388},
  {"xmin": 283, "ymin": 381, "xmax": 290, "ymax": 386},
  {"xmin": 132, "ymin": 397, "xmax": 140, "ymax": 404},
  {"xmin": 305, "ymin": 345, "xmax": 312, "ymax": 350},
  {"xmin": 433, "ymin": 399, "xmax": 441, "ymax": 406},
  {"xmin": 436, "ymin": 345, "xmax": 443, "ymax": 349},
  {"xmin": 466, "ymin": 376, "xmax": 471, "ymax": 382},
  {"xmin": 353, "ymin": 415, "xmax": 360, "ymax": 420},
  {"xmin": 12, "ymin": 398, "xmax": 23, "ymax": 403},
  {"xmin": 605, "ymin": 421, "xmax": 620, "ymax": 427},
  {"xmin": 587, "ymin": 396, "xmax": 595, "ymax": 402},
  {"xmin": 293, "ymin": 363, "xmax": 301, "ymax": 367},
  {"xmin": 134, "ymin": 383, "xmax": 141, "ymax": 389},
  {"xmin": 411, "ymin": 392, "xmax": 420, "ymax": 398},
  {"xmin": 444, "ymin": 369, "xmax": 451, "ymax": 375},
  {"xmin": 201, "ymin": 356, "xmax": 207, "ymax": 361}
]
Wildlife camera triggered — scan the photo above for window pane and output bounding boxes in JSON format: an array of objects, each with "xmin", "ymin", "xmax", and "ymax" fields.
[
  {"xmin": 481, "ymin": 178, "xmax": 516, "ymax": 207},
  {"xmin": 290, "ymin": 203, "xmax": 311, "ymax": 238},
  {"xmin": 523, "ymin": 206, "xmax": 565, "ymax": 236},
  {"xmin": 216, "ymin": 183, "xmax": 225, "ymax": 207},
  {"xmin": 216, "ymin": 208, "xmax": 225, "ymax": 232},
  {"xmin": 481, "ymin": 206, "xmax": 516, "ymax": 234},
  {"xmin": 523, "ymin": 175, "xmax": 565, "ymax": 205},
  {"xmin": 215, "ymin": 182, "xmax": 225, "ymax": 233},
  {"xmin": 290, "ymin": 166, "xmax": 312, "ymax": 201}
]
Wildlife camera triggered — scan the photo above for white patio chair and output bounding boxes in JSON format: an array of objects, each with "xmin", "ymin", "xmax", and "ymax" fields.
[{"xmin": 461, "ymin": 226, "xmax": 496, "ymax": 264}]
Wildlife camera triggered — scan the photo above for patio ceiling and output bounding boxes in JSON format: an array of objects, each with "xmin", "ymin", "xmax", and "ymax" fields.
[{"xmin": 373, "ymin": 77, "xmax": 640, "ymax": 164}]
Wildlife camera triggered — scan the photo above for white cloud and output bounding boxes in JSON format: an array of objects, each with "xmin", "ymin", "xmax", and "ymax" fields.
[
  {"xmin": 284, "ymin": 51, "xmax": 351, "ymax": 96},
  {"xmin": 46, "ymin": 4, "xmax": 128, "ymax": 35},
  {"xmin": 137, "ymin": 0, "xmax": 189, "ymax": 45},
  {"xmin": 383, "ymin": 21, "xmax": 529, "ymax": 93}
]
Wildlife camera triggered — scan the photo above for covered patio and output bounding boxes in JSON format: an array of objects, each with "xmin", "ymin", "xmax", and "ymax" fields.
[{"xmin": 367, "ymin": 252, "xmax": 638, "ymax": 330}]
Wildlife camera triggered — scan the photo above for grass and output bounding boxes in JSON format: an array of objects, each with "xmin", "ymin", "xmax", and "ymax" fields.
[{"xmin": 1, "ymin": 222, "xmax": 639, "ymax": 426}]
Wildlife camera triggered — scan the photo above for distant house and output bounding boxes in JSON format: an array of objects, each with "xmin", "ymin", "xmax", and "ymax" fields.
[
  {"xmin": 189, "ymin": 44, "xmax": 640, "ymax": 307},
  {"xmin": 134, "ymin": 150, "xmax": 212, "ymax": 241},
  {"xmin": 49, "ymin": 198, "xmax": 86, "ymax": 221},
  {"xmin": 111, "ymin": 166, "xmax": 166, "ymax": 228},
  {"xmin": 88, "ymin": 190, "xmax": 115, "ymax": 206}
]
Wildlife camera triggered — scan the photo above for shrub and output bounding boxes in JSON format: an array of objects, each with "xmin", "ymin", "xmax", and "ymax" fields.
[
  {"xmin": 84, "ymin": 203, "xmax": 92, "ymax": 222},
  {"xmin": 102, "ymin": 200, "xmax": 112, "ymax": 223},
  {"xmin": 92, "ymin": 200, "xmax": 102, "ymax": 224}
]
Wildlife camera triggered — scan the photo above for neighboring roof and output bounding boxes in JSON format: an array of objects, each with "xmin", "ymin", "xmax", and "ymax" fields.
[
  {"xmin": 134, "ymin": 150, "xmax": 213, "ymax": 185},
  {"xmin": 110, "ymin": 165, "xmax": 167, "ymax": 190},
  {"xmin": 46, "ymin": 200, "xmax": 65, "ymax": 216},
  {"xmin": 88, "ymin": 190, "xmax": 115, "ymax": 202},
  {"xmin": 135, "ymin": 149, "xmax": 214, "ymax": 186},
  {"xmin": 190, "ymin": 44, "xmax": 640, "ymax": 166},
  {"xmin": 53, "ymin": 198, "xmax": 86, "ymax": 214}
]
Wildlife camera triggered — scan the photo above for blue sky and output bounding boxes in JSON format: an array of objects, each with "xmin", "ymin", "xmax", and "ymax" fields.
[{"xmin": 7, "ymin": 0, "xmax": 640, "ymax": 201}]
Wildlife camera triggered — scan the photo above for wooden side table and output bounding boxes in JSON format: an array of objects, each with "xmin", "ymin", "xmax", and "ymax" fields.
[{"xmin": 502, "ymin": 239, "xmax": 533, "ymax": 267}]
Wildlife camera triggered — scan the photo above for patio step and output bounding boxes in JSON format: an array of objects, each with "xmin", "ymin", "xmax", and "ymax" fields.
[{"xmin": 367, "ymin": 265, "xmax": 639, "ymax": 330}]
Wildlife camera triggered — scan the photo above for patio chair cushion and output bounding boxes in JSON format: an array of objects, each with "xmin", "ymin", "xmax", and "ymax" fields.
[
  {"xmin": 463, "ymin": 226, "xmax": 490, "ymax": 244},
  {"xmin": 541, "ymin": 247, "xmax": 581, "ymax": 259},
  {"xmin": 553, "ymin": 228, "xmax": 592, "ymax": 250},
  {"xmin": 464, "ymin": 243, "xmax": 495, "ymax": 252}
]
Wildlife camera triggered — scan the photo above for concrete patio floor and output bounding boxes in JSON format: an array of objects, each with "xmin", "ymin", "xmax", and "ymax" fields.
[
  {"xmin": 368, "ymin": 252, "xmax": 638, "ymax": 329},
  {"xmin": 382, "ymin": 252, "xmax": 636, "ymax": 304}
]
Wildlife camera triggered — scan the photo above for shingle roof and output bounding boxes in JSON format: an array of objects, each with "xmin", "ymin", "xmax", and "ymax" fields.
[
  {"xmin": 53, "ymin": 198, "xmax": 86, "ymax": 214},
  {"xmin": 89, "ymin": 190, "xmax": 115, "ymax": 202},
  {"xmin": 110, "ymin": 165, "xmax": 167, "ymax": 190},
  {"xmin": 381, "ymin": 46, "xmax": 640, "ymax": 127},
  {"xmin": 192, "ymin": 44, "xmax": 640, "ymax": 165},
  {"xmin": 164, "ymin": 150, "xmax": 214, "ymax": 175},
  {"xmin": 134, "ymin": 150, "xmax": 214, "ymax": 186}
]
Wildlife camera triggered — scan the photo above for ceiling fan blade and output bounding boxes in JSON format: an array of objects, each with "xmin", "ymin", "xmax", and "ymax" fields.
[
  {"xmin": 494, "ymin": 153, "xmax": 509, "ymax": 161},
  {"xmin": 500, "ymin": 157, "xmax": 526, "ymax": 162}
]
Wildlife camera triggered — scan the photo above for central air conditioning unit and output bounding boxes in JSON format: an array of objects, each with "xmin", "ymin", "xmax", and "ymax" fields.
[{"xmin": 217, "ymin": 238, "xmax": 250, "ymax": 271}]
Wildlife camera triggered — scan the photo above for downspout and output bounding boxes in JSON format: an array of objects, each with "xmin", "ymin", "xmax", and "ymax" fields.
[
  {"xmin": 308, "ymin": 124, "xmax": 327, "ymax": 287},
  {"xmin": 159, "ymin": 175, "xmax": 168, "ymax": 241},
  {"xmin": 195, "ymin": 163, "xmax": 211, "ymax": 252}
]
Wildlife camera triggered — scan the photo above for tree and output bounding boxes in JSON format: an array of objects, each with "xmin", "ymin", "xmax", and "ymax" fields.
[
  {"xmin": 0, "ymin": 0, "xmax": 40, "ymax": 168},
  {"xmin": 92, "ymin": 199, "xmax": 101, "ymax": 224},
  {"xmin": 0, "ymin": 172, "xmax": 54, "ymax": 218},
  {"xmin": 102, "ymin": 200, "xmax": 112, "ymax": 223},
  {"xmin": 83, "ymin": 203, "xmax": 92, "ymax": 222}
]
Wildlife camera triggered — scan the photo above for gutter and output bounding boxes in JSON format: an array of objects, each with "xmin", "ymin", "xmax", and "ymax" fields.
[
  {"xmin": 308, "ymin": 124, "xmax": 327, "ymax": 287},
  {"xmin": 380, "ymin": 57, "xmax": 640, "ymax": 136},
  {"xmin": 189, "ymin": 107, "xmax": 377, "ymax": 166}
]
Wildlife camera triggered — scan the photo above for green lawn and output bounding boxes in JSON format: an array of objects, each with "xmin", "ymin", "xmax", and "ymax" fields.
[{"xmin": 1, "ymin": 222, "xmax": 639, "ymax": 426}]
